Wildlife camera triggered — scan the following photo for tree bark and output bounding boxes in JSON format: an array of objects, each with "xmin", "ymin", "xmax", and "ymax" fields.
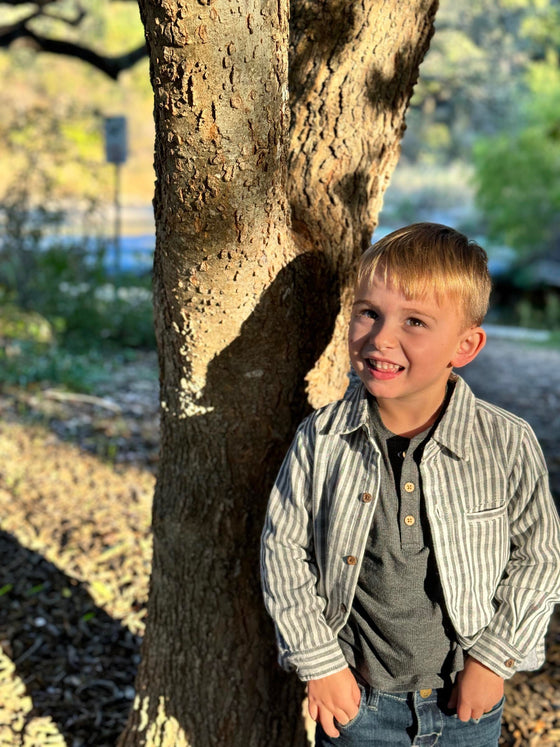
[
  {"xmin": 119, "ymin": 1, "xmax": 438, "ymax": 746},
  {"xmin": 289, "ymin": 0, "xmax": 439, "ymax": 406}
]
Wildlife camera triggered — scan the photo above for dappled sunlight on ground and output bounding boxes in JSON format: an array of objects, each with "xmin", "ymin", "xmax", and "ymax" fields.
[{"xmin": 0, "ymin": 340, "xmax": 558, "ymax": 745}]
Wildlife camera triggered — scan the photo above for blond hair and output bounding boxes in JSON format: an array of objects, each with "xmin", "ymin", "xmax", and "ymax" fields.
[{"xmin": 356, "ymin": 223, "xmax": 491, "ymax": 327}]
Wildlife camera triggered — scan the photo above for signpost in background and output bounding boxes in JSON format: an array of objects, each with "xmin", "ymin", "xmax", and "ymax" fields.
[{"xmin": 104, "ymin": 116, "xmax": 127, "ymax": 276}]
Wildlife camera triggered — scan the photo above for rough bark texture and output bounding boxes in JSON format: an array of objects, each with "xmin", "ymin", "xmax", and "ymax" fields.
[
  {"xmin": 289, "ymin": 0, "xmax": 439, "ymax": 406},
  {"xmin": 119, "ymin": 1, "xmax": 438, "ymax": 746}
]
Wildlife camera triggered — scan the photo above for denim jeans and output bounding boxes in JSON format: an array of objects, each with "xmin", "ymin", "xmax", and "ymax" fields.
[{"xmin": 315, "ymin": 685, "xmax": 504, "ymax": 746}]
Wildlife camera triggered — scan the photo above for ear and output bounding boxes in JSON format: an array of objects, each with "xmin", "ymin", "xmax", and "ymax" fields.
[{"xmin": 451, "ymin": 327, "xmax": 487, "ymax": 369}]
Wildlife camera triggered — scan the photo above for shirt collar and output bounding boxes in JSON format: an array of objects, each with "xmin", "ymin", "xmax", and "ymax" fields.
[
  {"xmin": 430, "ymin": 374, "xmax": 476, "ymax": 460},
  {"xmin": 324, "ymin": 374, "xmax": 476, "ymax": 460},
  {"xmin": 322, "ymin": 380, "xmax": 371, "ymax": 437}
]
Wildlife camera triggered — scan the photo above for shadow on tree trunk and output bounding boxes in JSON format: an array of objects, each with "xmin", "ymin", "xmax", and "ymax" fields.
[{"xmin": 119, "ymin": 252, "xmax": 342, "ymax": 746}]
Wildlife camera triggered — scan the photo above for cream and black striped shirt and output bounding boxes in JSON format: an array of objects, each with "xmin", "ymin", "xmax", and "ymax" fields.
[{"xmin": 261, "ymin": 375, "xmax": 560, "ymax": 682}]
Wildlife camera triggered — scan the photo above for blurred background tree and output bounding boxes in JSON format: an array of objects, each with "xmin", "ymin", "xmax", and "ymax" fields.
[{"xmin": 0, "ymin": 0, "xmax": 154, "ymax": 390}]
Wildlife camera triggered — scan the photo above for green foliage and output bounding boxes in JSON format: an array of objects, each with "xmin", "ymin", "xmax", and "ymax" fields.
[
  {"xmin": 515, "ymin": 293, "xmax": 560, "ymax": 330},
  {"xmin": 52, "ymin": 279, "xmax": 155, "ymax": 350},
  {"xmin": 0, "ymin": 340, "xmax": 112, "ymax": 391},
  {"xmin": 0, "ymin": 306, "xmax": 54, "ymax": 343},
  {"xmin": 0, "ymin": 175, "xmax": 154, "ymax": 392},
  {"xmin": 473, "ymin": 56, "xmax": 560, "ymax": 253},
  {"xmin": 406, "ymin": 0, "xmax": 560, "ymax": 164}
]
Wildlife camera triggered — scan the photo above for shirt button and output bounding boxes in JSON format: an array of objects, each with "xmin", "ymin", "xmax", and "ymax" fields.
[
  {"xmin": 404, "ymin": 515, "xmax": 415, "ymax": 526},
  {"xmin": 362, "ymin": 492, "xmax": 373, "ymax": 503},
  {"xmin": 346, "ymin": 555, "xmax": 358, "ymax": 566},
  {"xmin": 504, "ymin": 658, "xmax": 516, "ymax": 668},
  {"xmin": 399, "ymin": 450, "xmax": 407, "ymax": 459},
  {"xmin": 404, "ymin": 482, "xmax": 415, "ymax": 493}
]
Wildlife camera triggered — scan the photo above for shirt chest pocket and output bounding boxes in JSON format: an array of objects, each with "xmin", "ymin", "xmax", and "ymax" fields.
[
  {"xmin": 460, "ymin": 463, "xmax": 510, "ymax": 519},
  {"xmin": 465, "ymin": 502, "xmax": 508, "ymax": 521}
]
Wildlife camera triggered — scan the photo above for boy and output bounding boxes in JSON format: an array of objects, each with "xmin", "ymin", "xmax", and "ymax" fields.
[{"xmin": 261, "ymin": 223, "xmax": 560, "ymax": 746}]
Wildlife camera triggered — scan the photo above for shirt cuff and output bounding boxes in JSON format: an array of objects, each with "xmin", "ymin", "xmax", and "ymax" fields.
[
  {"xmin": 282, "ymin": 638, "xmax": 349, "ymax": 682},
  {"xmin": 467, "ymin": 630, "xmax": 531, "ymax": 679}
]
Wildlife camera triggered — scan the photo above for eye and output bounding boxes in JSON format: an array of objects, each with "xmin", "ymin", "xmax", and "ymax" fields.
[
  {"xmin": 406, "ymin": 317, "xmax": 426, "ymax": 328},
  {"xmin": 359, "ymin": 308, "xmax": 378, "ymax": 320}
]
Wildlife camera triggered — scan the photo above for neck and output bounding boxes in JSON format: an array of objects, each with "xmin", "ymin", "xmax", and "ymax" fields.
[{"xmin": 377, "ymin": 395, "xmax": 447, "ymax": 438}]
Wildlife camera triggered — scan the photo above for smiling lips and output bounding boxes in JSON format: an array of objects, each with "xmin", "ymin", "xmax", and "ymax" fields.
[{"xmin": 366, "ymin": 357, "xmax": 404, "ymax": 379}]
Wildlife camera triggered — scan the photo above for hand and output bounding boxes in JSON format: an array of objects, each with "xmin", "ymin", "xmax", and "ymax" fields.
[
  {"xmin": 308, "ymin": 668, "xmax": 361, "ymax": 738},
  {"xmin": 448, "ymin": 655, "xmax": 504, "ymax": 722}
]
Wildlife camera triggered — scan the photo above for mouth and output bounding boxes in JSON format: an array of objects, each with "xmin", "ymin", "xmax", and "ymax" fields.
[
  {"xmin": 363, "ymin": 357, "xmax": 405, "ymax": 381},
  {"xmin": 366, "ymin": 358, "xmax": 404, "ymax": 374}
]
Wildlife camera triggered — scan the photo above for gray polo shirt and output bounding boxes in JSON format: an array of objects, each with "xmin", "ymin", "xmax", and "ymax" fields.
[{"xmin": 338, "ymin": 389, "xmax": 464, "ymax": 691}]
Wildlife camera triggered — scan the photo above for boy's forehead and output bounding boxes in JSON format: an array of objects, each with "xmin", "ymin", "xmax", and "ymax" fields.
[
  {"xmin": 353, "ymin": 272, "xmax": 471, "ymax": 330},
  {"xmin": 355, "ymin": 273, "xmax": 447, "ymax": 306}
]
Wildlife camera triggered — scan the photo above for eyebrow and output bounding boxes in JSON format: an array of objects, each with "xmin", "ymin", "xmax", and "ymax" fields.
[{"xmin": 402, "ymin": 306, "xmax": 438, "ymax": 321}]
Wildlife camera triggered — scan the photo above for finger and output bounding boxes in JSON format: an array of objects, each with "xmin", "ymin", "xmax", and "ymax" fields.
[
  {"xmin": 456, "ymin": 702, "xmax": 472, "ymax": 723},
  {"xmin": 308, "ymin": 700, "xmax": 318, "ymax": 722},
  {"xmin": 333, "ymin": 707, "xmax": 351, "ymax": 726},
  {"xmin": 320, "ymin": 713, "xmax": 340, "ymax": 739}
]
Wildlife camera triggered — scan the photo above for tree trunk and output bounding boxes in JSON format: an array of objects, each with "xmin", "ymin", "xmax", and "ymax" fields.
[
  {"xmin": 119, "ymin": 1, "xmax": 438, "ymax": 746},
  {"xmin": 289, "ymin": 0, "xmax": 439, "ymax": 406}
]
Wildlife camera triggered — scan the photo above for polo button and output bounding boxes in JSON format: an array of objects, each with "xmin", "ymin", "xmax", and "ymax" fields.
[
  {"xmin": 505, "ymin": 658, "xmax": 515, "ymax": 668},
  {"xmin": 404, "ymin": 515, "xmax": 415, "ymax": 526},
  {"xmin": 362, "ymin": 492, "xmax": 373, "ymax": 503},
  {"xmin": 404, "ymin": 482, "xmax": 415, "ymax": 493},
  {"xmin": 419, "ymin": 689, "xmax": 432, "ymax": 698},
  {"xmin": 399, "ymin": 451, "xmax": 407, "ymax": 459},
  {"xmin": 346, "ymin": 555, "xmax": 358, "ymax": 566}
]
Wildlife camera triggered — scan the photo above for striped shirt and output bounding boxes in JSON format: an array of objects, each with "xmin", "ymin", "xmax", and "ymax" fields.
[{"xmin": 260, "ymin": 374, "xmax": 560, "ymax": 682}]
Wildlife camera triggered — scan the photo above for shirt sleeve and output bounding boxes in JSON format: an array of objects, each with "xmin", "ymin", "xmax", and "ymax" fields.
[
  {"xmin": 467, "ymin": 425, "xmax": 560, "ymax": 679},
  {"xmin": 260, "ymin": 416, "xmax": 348, "ymax": 681}
]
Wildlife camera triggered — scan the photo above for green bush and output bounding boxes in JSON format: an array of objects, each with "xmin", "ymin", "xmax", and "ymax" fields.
[
  {"xmin": 0, "ymin": 189, "xmax": 155, "ymax": 355},
  {"xmin": 473, "ymin": 57, "xmax": 560, "ymax": 254},
  {"xmin": 0, "ymin": 340, "xmax": 114, "ymax": 392},
  {"xmin": 54, "ymin": 280, "xmax": 155, "ymax": 350},
  {"xmin": 515, "ymin": 293, "xmax": 560, "ymax": 331}
]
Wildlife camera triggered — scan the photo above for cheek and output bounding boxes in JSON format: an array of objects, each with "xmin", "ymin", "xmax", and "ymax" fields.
[{"xmin": 348, "ymin": 319, "xmax": 369, "ymax": 344}]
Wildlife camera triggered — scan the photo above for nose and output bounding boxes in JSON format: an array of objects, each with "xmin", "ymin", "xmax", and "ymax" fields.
[{"xmin": 369, "ymin": 319, "xmax": 396, "ymax": 351}]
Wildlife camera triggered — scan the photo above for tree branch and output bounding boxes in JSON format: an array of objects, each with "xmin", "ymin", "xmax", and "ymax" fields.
[{"xmin": 0, "ymin": 24, "xmax": 146, "ymax": 79}]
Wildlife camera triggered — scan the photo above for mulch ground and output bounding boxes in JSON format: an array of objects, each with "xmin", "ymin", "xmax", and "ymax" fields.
[{"xmin": 0, "ymin": 345, "xmax": 558, "ymax": 746}]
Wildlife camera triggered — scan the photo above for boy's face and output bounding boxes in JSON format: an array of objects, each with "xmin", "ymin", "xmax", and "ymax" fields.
[{"xmin": 348, "ymin": 273, "xmax": 484, "ymax": 420}]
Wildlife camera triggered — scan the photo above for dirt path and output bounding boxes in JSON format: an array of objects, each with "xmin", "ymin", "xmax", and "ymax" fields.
[{"xmin": 0, "ymin": 340, "xmax": 558, "ymax": 746}]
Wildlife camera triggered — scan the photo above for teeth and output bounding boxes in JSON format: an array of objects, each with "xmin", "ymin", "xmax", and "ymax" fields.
[{"xmin": 369, "ymin": 359, "xmax": 401, "ymax": 372}]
